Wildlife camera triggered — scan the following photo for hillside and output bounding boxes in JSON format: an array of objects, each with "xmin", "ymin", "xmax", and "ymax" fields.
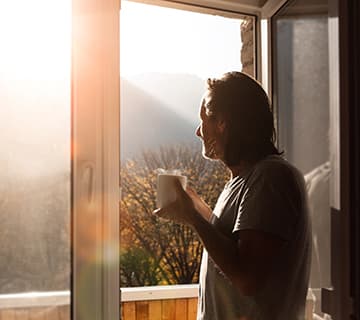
[
  {"xmin": 123, "ymin": 73, "xmax": 205, "ymax": 125},
  {"xmin": 120, "ymin": 77, "xmax": 201, "ymax": 160}
]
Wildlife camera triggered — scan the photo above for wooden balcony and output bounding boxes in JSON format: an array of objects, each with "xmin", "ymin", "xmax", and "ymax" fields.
[
  {"xmin": 0, "ymin": 285, "xmax": 198, "ymax": 320},
  {"xmin": 0, "ymin": 286, "xmax": 318, "ymax": 320},
  {"xmin": 121, "ymin": 285, "xmax": 198, "ymax": 320}
]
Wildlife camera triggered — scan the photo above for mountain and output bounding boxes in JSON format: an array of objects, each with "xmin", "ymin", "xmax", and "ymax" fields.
[
  {"xmin": 123, "ymin": 73, "xmax": 206, "ymax": 125},
  {"xmin": 120, "ymin": 78, "xmax": 200, "ymax": 160}
]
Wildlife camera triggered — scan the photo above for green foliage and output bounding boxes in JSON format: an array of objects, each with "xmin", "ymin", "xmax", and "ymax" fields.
[
  {"xmin": 120, "ymin": 143, "xmax": 230, "ymax": 287},
  {"xmin": 120, "ymin": 247, "xmax": 160, "ymax": 286}
]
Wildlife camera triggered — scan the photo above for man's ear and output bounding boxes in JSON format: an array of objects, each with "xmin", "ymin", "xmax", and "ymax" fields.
[{"xmin": 217, "ymin": 118, "xmax": 226, "ymax": 133}]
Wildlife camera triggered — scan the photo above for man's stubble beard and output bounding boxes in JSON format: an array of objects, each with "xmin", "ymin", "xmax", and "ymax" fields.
[{"xmin": 202, "ymin": 137, "xmax": 220, "ymax": 160}]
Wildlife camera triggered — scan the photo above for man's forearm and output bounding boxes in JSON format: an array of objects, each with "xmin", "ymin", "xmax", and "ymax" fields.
[{"xmin": 191, "ymin": 209, "xmax": 252, "ymax": 294}]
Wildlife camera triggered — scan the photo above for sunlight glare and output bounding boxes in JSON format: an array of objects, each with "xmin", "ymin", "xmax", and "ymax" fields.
[
  {"xmin": 0, "ymin": 0, "xmax": 71, "ymax": 179},
  {"xmin": 120, "ymin": 1, "xmax": 242, "ymax": 79},
  {"xmin": 0, "ymin": 0, "xmax": 71, "ymax": 81}
]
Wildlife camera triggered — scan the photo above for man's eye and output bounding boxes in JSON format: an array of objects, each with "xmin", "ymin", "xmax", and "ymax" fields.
[{"xmin": 205, "ymin": 108, "xmax": 213, "ymax": 117}]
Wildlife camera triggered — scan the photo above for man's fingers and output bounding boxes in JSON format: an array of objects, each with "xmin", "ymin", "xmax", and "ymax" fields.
[
  {"xmin": 153, "ymin": 201, "xmax": 176, "ymax": 218},
  {"xmin": 173, "ymin": 178, "xmax": 187, "ymax": 196},
  {"xmin": 186, "ymin": 186, "xmax": 197, "ymax": 195},
  {"xmin": 153, "ymin": 207, "xmax": 170, "ymax": 219}
]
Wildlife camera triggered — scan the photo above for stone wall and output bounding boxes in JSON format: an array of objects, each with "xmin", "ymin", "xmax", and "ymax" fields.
[{"xmin": 240, "ymin": 17, "xmax": 255, "ymax": 77}]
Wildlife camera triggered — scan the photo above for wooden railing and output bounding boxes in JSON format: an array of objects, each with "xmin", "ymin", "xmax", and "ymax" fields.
[
  {"xmin": 0, "ymin": 301, "xmax": 196, "ymax": 320},
  {"xmin": 0, "ymin": 285, "xmax": 198, "ymax": 320},
  {"xmin": 0, "ymin": 286, "xmax": 319, "ymax": 320},
  {"xmin": 122, "ymin": 298, "xmax": 198, "ymax": 320},
  {"xmin": 121, "ymin": 285, "xmax": 198, "ymax": 320},
  {"xmin": 0, "ymin": 305, "xmax": 70, "ymax": 320}
]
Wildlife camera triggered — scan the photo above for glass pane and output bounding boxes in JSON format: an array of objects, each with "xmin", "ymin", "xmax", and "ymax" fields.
[
  {"xmin": 120, "ymin": 0, "xmax": 255, "ymax": 288},
  {"xmin": 0, "ymin": 0, "xmax": 71, "ymax": 318},
  {"xmin": 273, "ymin": 0, "xmax": 331, "ymax": 318}
]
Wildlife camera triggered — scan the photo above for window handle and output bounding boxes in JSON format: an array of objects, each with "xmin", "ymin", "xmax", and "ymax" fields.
[{"xmin": 83, "ymin": 163, "xmax": 95, "ymax": 203}]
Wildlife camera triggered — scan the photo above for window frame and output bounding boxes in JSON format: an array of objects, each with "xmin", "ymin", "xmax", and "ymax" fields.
[
  {"xmin": 72, "ymin": 0, "xmax": 120, "ymax": 319},
  {"xmin": 118, "ymin": 0, "xmax": 259, "ymax": 292},
  {"xmin": 269, "ymin": 1, "xmax": 352, "ymax": 320}
]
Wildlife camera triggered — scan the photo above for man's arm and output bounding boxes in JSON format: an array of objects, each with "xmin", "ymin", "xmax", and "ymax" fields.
[
  {"xmin": 191, "ymin": 211, "xmax": 284, "ymax": 295},
  {"xmin": 154, "ymin": 180, "xmax": 285, "ymax": 296}
]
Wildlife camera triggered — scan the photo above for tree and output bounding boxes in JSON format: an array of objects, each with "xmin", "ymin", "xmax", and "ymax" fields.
[
  {"xmin": 120, "ymin": 144, "xmax": 229, "ymax": 286},
  {"xmin": 120, "ymin": 247, "xmax": 160, "ymax": 286}
]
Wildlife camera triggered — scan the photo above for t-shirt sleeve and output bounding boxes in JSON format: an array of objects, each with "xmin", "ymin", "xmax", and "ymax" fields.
[{"xmin": 232, "ymin": 164, "xmax": 302, "ymax": 241}]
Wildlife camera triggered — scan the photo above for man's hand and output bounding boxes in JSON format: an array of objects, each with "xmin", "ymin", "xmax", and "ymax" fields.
[
  {"xmin": 187, "ymin": 187, "xmax": 213, "ymax": 221},
  {"xmin": 153, "ymin": 179, "xmax": 210, "ymax": 225}
]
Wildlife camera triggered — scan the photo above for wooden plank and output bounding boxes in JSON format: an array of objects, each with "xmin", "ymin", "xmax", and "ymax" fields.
[
  {"xmin": 58, "ymin": 305, "xmax": 70, "ymax": 320},
  {"xmin": 161, "ymin": 300, "xmax": 176, "ymax": 320},
  {"xmin": 0, "ymin": 309, "xmax": 16, "ymax": 320},
  {"xmin": 175, "ymin": 299, "xmax": 188, "ymax": 320},
  {"xmin": 15, "ymin": 309, "xmax": 29, "ymax": 320},
  {"xmin": 148, "ymin": 300, "xmax": 162, "ymax": 320},
  {"xmin": 187, "ymin": 298, "xmax": 198, "ymax": 320},
  {"xmin": 135, "ymin": 301, "xmax": 148, "ymax": 320},
  {"xmin": 122, "ymin": 302, "xmax": 136, "ymax": 320},
  {"xmin": 28, "ymin": 308, "xmax": 47, "ymax": 320},
  {"xmin": 44, "ymin": 307, "xmax": 60, "ymax": 320}
]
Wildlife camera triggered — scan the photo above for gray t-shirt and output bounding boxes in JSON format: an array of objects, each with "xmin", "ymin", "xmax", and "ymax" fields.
[{"xmin": 197, "ymin": 155, "xmax": 312, "ymax": 320}]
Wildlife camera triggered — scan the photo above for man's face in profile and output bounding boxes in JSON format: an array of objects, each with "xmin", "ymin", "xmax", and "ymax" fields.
[{"xmin": 195, "ymin": 91, "xmax": 225, "ymax": 161}]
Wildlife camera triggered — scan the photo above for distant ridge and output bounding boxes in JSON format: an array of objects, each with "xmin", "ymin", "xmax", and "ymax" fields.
[
  {"xmin": 123, "ymin": 72, "xmax": 205, "ymax": 125},
  {"xmin": 121, "ymin": 77, "xmax": 201, "ymax": 160}
]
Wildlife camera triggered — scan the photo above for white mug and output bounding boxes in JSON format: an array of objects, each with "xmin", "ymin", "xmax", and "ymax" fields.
[{"xmin": 156, "ymin": 174, "xmax": 187, "ymax": 208}]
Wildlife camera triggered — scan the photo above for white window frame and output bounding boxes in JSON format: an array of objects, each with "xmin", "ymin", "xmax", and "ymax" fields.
[{"xmin": 72, "ymin": 0, "xmax": 120, "ymax": 319}]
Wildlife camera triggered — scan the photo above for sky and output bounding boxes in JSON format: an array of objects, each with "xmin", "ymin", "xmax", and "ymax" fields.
[
  {"xmin": 0, "ymin": 0, "xmax": 71, "ymax": 178},
  {"xmin": 120, "ymin": 0, "xmax": 243, "ymax": 79},
  {"xmin": 0, "ymin": 0, "xmax": 243, "ymax": 177}
]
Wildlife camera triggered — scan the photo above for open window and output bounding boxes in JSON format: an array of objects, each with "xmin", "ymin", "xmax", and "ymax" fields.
[
  {"xmin": 119, "ymin": 2, "xmax": 258, "ymax": 315},
  {"xmin": 270, "ymin": 0, "xmax": 351, "ymax": 319},
  {"xmin": 272, "ymin": 0, "xmax": 332, "ymax": 317},
  {"xmin": 119, "ymin": 0, "xmax": 256, "ymax": 289}
]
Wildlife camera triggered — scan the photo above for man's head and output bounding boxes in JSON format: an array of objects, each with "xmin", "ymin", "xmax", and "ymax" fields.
[{"xmin": 196, "ymin": 71, "xmax": 281, "ymax": 166}]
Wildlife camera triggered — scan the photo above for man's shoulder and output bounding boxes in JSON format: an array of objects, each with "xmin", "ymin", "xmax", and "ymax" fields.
[{"xmin": 251, "ymin": 155, "xmax": 304, "ymax": 186}]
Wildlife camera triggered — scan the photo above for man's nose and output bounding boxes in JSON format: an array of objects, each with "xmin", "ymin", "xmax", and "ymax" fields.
[{"xmin": 195, "ymin": 125, "xmax": 201, "ymax": 137}]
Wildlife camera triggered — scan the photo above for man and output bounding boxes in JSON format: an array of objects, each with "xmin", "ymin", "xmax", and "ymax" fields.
[{"xmin": 154, "ymin": 72, "xmax": 312, "ymax": 320}]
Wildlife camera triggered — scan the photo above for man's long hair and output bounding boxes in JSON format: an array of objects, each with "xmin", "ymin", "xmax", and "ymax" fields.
[{"xmin": 206, "ymin": 71, "xmax": 282, "ymax": 166}]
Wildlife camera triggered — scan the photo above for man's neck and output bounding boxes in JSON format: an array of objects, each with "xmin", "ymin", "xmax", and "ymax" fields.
[{"xmin": 228, "ymin": 161, "xmax": 254, "ymax": 179}]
